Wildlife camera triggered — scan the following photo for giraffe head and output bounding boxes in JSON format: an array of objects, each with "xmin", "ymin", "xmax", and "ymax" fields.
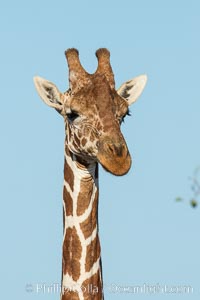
[{"xmin": 34, "ymin": 48, "xmax": 147, "ymax": 176}]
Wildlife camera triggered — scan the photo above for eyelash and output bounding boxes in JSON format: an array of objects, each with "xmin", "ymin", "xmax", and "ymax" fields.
[{"xmin": 120, "ymin": 109, "xmax": 131, "ymax": 123}]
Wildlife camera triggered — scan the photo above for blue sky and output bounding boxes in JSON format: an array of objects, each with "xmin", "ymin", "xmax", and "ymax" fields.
[{"xmin": 0, "ymin": 0, "xmax": 200, "ymax": 299}]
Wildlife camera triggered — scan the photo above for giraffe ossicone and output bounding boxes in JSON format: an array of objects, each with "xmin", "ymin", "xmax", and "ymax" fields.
[{"xmin": 34, "ymin": 48, "xmax": 147, "ymax": 300}]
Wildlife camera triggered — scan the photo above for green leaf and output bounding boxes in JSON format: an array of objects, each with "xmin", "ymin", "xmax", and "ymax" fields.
[
  {"xmin": 175, "ymin": 197, "xmax": 183, "ymax": 202},
  {"xmin": 190, "ymin": 199, "xmax": 198, "ymax": 208}
]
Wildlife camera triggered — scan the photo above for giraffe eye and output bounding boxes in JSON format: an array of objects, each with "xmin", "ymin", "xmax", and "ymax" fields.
[{"xmin": 66, "ymin": 111, "xmax": 79, "ymax": 121}]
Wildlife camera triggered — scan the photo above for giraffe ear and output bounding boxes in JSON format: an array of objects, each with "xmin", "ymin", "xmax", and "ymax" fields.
[
  {"xmin": 33, "ymin": 76, "xmax": 63, "ymax": 109},
  {"xmin": 117, "ymin": 74, "xmax": 147, "ymax": 106}
]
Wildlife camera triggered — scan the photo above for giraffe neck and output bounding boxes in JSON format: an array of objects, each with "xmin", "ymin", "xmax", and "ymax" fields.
[{"xmin": 61, "ymin": 144, "xmax": 103, "ymax": 300}]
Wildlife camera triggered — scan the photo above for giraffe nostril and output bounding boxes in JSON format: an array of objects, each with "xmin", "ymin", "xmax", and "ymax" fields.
[
  {"xmin": 107, "ymin": 143, "xmax": 124, "ymax": 157},
  {"xmin": 107, "ymin": 143, "xmax": 114, "ymax": 152}
]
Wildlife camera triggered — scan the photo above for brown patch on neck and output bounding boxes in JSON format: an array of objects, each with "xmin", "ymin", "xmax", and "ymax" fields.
[
  {"xmin": 64, "ymin": 159, "xmax": 74, "ymax": 192},
  {"xmin": 80, "ymin": 189, "xmax": 99, "ymax": 239},
  {"xmin": 63, "ymin": 186, "xmax": 73, "ymax": 216},
  {"xmin": 62, "ymin": 227, "xmax": 82, "ymax": 281},
  {"xmin": 61, "ymin": 290, "xmax": 80, "ymax": 300},
  {"xmin": 77, "ymin": 179, "xmax": 94, "ymax": 216},
  {"xmin": 82, "ymin": 271, "xmax": 103, "ymax": 300},
  {"xmin": 85, "ymin": 235, "xmax": 101, "ymax": 272}
]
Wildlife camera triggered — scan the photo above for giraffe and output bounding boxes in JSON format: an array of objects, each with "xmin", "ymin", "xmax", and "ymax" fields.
[{"xmin": 33, "ymin": 48, "xmax": 147, "ymax": 300}]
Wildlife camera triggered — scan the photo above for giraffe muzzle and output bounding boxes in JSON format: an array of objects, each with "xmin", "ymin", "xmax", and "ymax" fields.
[{"xmin": 97, "ymin": 138, "xmax": 132, "ymax": 176}]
